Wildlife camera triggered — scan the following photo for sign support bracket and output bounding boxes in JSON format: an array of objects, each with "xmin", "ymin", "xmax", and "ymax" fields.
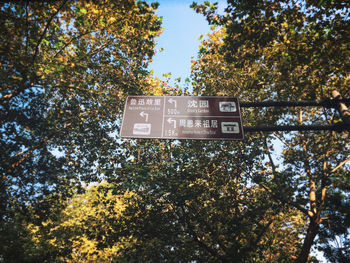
[{"xmin": 240, "ymin": 97, "xmax": 350, "ymax": 133}]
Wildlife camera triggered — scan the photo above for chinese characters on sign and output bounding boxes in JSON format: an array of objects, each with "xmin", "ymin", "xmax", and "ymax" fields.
[{"xmin": 120, "ymin": 96, "xmax": 244, "ymax": 140}]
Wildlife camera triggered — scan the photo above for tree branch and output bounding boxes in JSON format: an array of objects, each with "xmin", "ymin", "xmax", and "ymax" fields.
[
  {"xmin": 178, "ymin": 206, "xmax": 229, "ymax": 262},
  {"xmin": 262, "ymin": 134, "xmax": 277, "ymax": 174},
  {"xmin": 272, "ymin": 131, "xmax": 292, "ymax": 148},
  {"xmin": 10, "ymin": 122, "xmax": 72, "ymax": 170},
  {"xmin": 331, "ymin": 157, "xmax": 350, "ymax": 173},
  {"xmin": 251, "ymin": 214, "xmax": 277, "ymax": 249},
  {"xmin": 32, "ymin": 0, "xmax": 69, "ymax": 64},
  {"xmin": 25, "ymin": 0, "xmax": 29, "ymax": 57},
  {"xmin": 259, "ymin": 183, "xmax": 309, "ymax": 216},
  {"xmin": 0, "ymin": 1, "xmax": 68, "ymax": 104},
  {"xmin": 261, "ymin": 134, "xmax": 310, "ymax": 214},
  {"xmin": 52, "ymin": 30, "xmax": 94, "ymax": 59}
]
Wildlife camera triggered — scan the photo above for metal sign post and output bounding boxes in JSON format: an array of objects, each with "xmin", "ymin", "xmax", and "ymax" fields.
[{"xmin": 120, "ymin": 96, "xmax": 244, "ymax": 140}]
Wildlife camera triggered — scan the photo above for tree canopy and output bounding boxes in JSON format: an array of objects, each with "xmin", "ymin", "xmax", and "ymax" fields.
[
  {"xmin": 191, "ymin": 0, "xmax": 350, "ymax": 262},
  {"xmin": 1, "ymin": 0, "xmax": 349, "ymax": 262},
  {"xmin": 0, "ymin": 0, "xmax": 161, "ymax": 261}
]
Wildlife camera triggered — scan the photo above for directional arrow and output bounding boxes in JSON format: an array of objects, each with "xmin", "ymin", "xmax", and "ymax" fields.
[
  {"xmin": 168, "ymin": 98, "xmax": 177, "ymax": 108},
  {"xmin": 167, "ymin": 118, "xmax": 176, "ymax": 128},
  {"xmin": 140, "ymin": 111, "xmax": 149, "ymax": 122}
]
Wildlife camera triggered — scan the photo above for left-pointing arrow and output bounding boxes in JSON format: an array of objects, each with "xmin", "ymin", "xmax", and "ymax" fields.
[
  {"xmin": 167, "ymin": 118, "xmax": 176, "ymax": 128},
  {"xmin": 140, "ymin": 111, "xmax": 149, "ymax": 122},
  {"xmin": 168, "ymin": 98, "xmax": 177, "ymax": 108}
]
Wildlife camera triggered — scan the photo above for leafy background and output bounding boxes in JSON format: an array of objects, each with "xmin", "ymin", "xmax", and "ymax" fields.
[{"xmin": 1, "ymin": 1, "xmax": 349, "ymax": 262}]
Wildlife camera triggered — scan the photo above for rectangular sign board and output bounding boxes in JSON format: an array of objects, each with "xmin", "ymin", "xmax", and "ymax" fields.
[{"xmin": 120, "ymin": 96, "xmax": 244, "ymax": 140}]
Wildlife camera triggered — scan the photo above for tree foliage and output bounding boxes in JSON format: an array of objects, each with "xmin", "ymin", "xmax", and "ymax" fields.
[
  {"xmin": 110, "ymin": 138, "xmax": 307, "ymax": 262},
  {"xmin": 0, "ymin": 0, "xmax": 161, "ymax": 261},
  {"xmin": 191, "ymin": 0, "xmax": 350, "ymax": 262},
  {"xmin": 1, "ymin": 0, "xmax": 349, "ymax": 262},
  {"xmin": 30, "ymin": 137, "xmax": 306, "ymax": 262},
  {"xmin": 26, "ymin": 183, "xmax": 137, "ymax": 263}
]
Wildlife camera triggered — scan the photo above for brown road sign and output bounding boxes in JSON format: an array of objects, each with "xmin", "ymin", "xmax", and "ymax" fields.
[{"xmin": 120, "ymin": 96, "xmax": 244, "ymax": 140}]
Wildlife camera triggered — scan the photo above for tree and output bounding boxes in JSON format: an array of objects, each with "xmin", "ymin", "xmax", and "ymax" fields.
[
  {"xmin": 191, "ymin": 0, "xmax": 350, "ymax": 262},
  {"xmin": 104, "ymin": 121, "xmax": 308, "ymax": 262},
  {"xmin": 0, "ymin": 0, "xmax": 161, "ymax": 260},
  {"xmin": 26, "ymin": 183, "xmax": 138, "ymax": 263},
  {"xmin": 2, "ymin": 0, "xmax": 348, "ymax": 262}
]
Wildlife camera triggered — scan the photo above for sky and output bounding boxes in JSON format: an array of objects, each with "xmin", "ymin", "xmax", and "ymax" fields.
[{"xmin": 148, "ymin": 1, "xmax": 224, "ymax": 85}]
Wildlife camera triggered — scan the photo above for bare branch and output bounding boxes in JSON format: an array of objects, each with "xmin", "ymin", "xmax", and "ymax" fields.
[
  {"xmin": 331, "ymin": 157, "xmax": 350, "ymax": 173},
  {"xmin": 272, "ymin": 131, "xmax": 292, "ymax": 148},
  {"xmin": 262, "ymin": 134, "xmax": 277, "ymax": 174}
]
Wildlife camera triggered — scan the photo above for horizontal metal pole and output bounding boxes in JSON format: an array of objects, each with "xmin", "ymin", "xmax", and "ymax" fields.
[
  {"xmin": 240, "ymin": 99, "xmax": 350, "ymax": 108},
  {"xmin": 243, "ymin": 123, "xmax": 349, "ymax": 133}
]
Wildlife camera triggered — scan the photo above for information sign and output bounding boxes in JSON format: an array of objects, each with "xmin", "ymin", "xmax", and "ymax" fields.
[{"xmin": 120, "ymin": 96, "xmax": 244, "ymax": 140}]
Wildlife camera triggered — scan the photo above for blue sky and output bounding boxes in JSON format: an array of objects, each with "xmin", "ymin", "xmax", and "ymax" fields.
[{"xmin": 148, "ymin": 1, "xmax": 225, "ymax": 84}]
